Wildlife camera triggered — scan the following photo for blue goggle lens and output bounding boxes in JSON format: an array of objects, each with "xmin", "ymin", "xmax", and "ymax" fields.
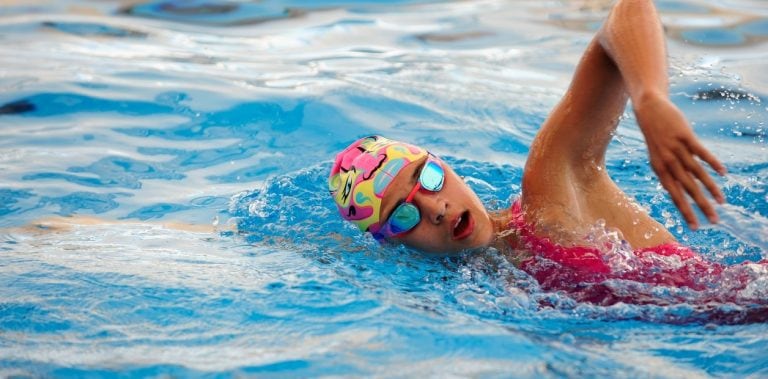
[
  {"xmin": 419, "ymin": 160, "xmax": 444, "ymax": 192},
  {"xmin": 379, "ymin": 155, "xmax": 445, "ymax": 239},
  {"xmin": 389, "ymin": 203, "xmax": 420, "ymax": 234}
]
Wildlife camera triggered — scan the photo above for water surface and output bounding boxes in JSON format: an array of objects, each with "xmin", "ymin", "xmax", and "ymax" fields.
[{"xmin": 1, "ymin": 0, "xmax": 767, "ymax": 377}]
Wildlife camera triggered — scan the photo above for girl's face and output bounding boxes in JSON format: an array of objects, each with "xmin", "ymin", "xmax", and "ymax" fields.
[{"xmin": 378, "ymin": 155, "xmax": 495, "ymax": 253}]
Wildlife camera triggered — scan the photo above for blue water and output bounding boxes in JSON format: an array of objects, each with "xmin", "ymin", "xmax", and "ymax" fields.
[{"xmin": 1, "ymin": 0, "xmax": 767, "ymax": 377}]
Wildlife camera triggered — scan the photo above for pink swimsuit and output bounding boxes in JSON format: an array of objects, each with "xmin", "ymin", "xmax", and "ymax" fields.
[{"xmin": 507, "ymin": 200, "xmax": 730, "ymax": 304}]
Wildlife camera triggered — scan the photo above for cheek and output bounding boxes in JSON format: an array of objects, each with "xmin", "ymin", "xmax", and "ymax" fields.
[
  {"xmin": 399, "ymin": 226, "xmax": 446, "ymax": 251},
  {"xmin": 407, "ymin": 226, "xmax": 439, "ymax": 244},
  {"xmin": 444, "ymin": 170, "xmax": 471, "ymax": 194},
  {"xmin": 454, "ymin": 179, "xmax": 484, "ymax": 207}
]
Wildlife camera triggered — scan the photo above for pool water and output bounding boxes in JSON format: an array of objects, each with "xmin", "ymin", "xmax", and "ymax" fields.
[{"xmin": 1, "ymin": 0, "xmax": 767, "ymax": 377}]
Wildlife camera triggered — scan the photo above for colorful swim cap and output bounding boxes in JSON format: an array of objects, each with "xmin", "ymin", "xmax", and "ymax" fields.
[{"xmin": 329, "ymin": 135, "xmax": 427, "ymax": 237}]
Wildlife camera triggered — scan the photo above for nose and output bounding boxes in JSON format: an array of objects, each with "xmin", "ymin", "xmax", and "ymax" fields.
[{"xmin": 414, "ymin": 191, "xmax": 445, "ymax": 224}]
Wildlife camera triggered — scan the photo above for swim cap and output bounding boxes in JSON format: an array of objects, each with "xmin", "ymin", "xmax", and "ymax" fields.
[{"xmin": 329, "ymin": 135, "xmax": 427, "ymax": 237}]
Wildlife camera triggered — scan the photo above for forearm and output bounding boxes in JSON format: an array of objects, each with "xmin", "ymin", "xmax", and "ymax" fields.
[
  {"xmin": 596, "ymin": 0, "xmax": 726, "ymax": 228},
  {"xmin": 598, "ymin": 0, "xmax": 668, "ymax": 105}
]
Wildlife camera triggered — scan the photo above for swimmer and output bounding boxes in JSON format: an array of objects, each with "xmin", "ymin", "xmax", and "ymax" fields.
[{"xmin": 328, "ymin": 0, "xmax": 736, "ymax": 295}]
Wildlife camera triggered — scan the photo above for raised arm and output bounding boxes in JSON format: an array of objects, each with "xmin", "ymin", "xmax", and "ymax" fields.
[
  {"xmin": 600, "ymin": 0, "xmax": 726, "ymax": 229},
  {"xmin": 527, "ymin": 0, "xmax": 726, "ymax": 230}
]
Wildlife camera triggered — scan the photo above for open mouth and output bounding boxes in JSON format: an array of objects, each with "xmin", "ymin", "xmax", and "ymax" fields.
[{"xmin": 452, "ymin": 210, "xmax": 473, "ymax": 240}]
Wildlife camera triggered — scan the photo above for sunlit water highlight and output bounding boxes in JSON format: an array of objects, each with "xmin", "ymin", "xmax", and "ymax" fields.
[{"xmin": 1, "ymin": 0, "xmax": 767, "ymax": 377}]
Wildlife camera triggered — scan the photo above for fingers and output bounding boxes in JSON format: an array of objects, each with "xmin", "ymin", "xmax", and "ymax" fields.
[
  {"xmin": 689, "ymin": 139, "xmax": 727, "ymax": 176},
  {"xmin": 679, "ymin": 144, "xmax": 725, "ymax": 205},
  {"xmin": 656, "ymin": 166, "xmax": 699, "ymax": 229},
  {"xmin": 641, "ymin": 99, "xmax": 727, "ymax": 229},
  {"xmin": 670, "ymin": 157, "xmax": 719, "ymax": 224},
  {"xmin": 652, "ymin": 141, "xmax": 726, "ymax": 229}
]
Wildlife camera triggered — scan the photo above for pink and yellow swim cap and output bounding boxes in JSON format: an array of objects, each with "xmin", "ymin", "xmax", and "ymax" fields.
[{"xmin": 329, "ymin": 135, "xmax": 427, "ymax": 237}]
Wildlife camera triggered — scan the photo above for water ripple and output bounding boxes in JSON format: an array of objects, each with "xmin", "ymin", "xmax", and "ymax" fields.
[{"xmin": 1, "ymin": 0, "xmax": 767, "ymax": 377}]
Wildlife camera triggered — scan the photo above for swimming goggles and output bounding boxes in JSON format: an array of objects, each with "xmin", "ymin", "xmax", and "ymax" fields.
[{"xmin": 374, "ymin": 154, "xmax": 445, "ymax": 240}]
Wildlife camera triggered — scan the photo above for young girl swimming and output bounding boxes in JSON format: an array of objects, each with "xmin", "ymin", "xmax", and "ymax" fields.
[{"xmin": 327, "ymin": 0, "xmax": 745, "ymax": 301}]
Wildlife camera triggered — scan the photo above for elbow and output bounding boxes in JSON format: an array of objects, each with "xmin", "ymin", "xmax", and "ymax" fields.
[
  {"xmin": 599, "ymin": 0, "xmax": 658, "ymax": 45},
  {"xmin": 615, "ymin": 0, "xmax": 654, "ymax": 8},
  {"xmin": 606, "ymin": 0, "xmax": 656, "ymax": 26}
]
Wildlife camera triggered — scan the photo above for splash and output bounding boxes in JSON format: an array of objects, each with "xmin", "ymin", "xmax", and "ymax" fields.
[{"xmin": 231, "ymin": 160, "xmax": 768, "ymax": 324}]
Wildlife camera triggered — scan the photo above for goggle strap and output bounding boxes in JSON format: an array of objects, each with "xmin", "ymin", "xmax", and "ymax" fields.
[
  {"xmin": 374, "ymin": 157, "xmax": 445, "ymax": 241},
  {"xmin": 404, "ymin": 180, "xmax": 422, "ymax": 203}
]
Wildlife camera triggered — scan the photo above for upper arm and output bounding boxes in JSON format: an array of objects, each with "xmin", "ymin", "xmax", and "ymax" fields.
[
  {"xmin": 526, "ymin": 34, "xmax": 629, "ymax": 178},
  {"xmin": 522, "ymin": 32, "xmax": 630, "ymax": 216}
]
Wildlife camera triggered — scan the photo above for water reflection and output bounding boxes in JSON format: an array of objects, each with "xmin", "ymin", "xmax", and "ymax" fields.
[
  {"xmin": 415, "ymin": 30, "xmax": 493, "ymax": 43},
  {"xmin": 546, "ymin": 0, "xmax": 768, "ymax": 47},
  {"xmin": 42, "ymin": 21, "xmax": 148, "ymax": 38},
  {"xmin": 119, "ymin": 0, "xmax": 442, "ymax": 27},
  {"xmin": 120, "ymin": 1, "xmax": 299, "ymax": 26}
]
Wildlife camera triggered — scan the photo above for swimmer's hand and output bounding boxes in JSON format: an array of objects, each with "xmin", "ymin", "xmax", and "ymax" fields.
[{"xmin": 634, "ymin": 93, "xmax": 727, "ymax": 230}]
